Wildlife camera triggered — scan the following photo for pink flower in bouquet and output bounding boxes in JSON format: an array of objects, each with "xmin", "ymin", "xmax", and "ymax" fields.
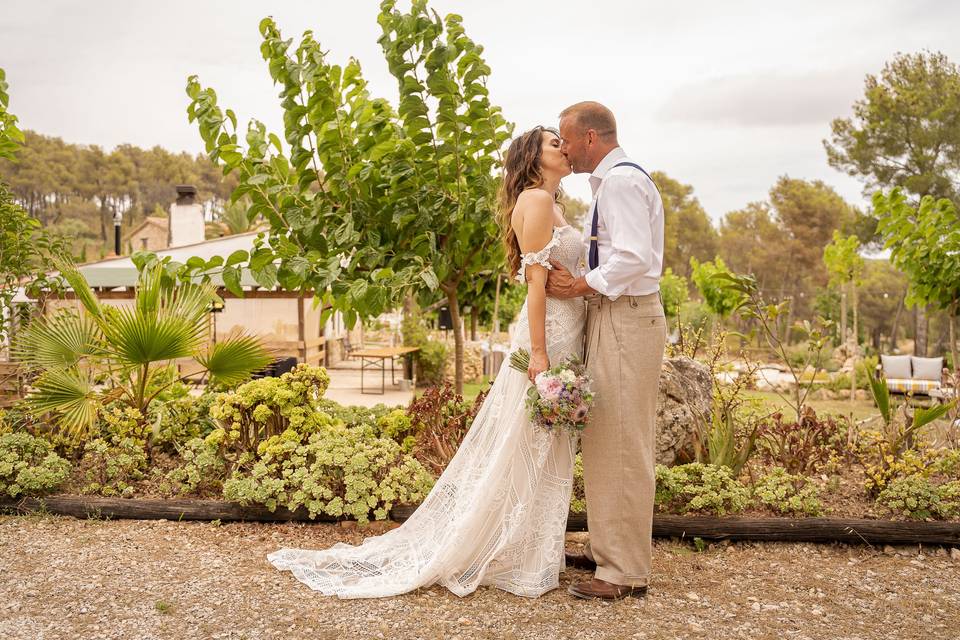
[
  {"xmin": 573, "ymin": 403, "xmax": 589, "ymax": 422},
  {"xmin": 536, "ymin": 375, "xmax": 563, "ymax": 401}
]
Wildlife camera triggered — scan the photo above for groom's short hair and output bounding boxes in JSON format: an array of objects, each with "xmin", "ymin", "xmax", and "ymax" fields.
[{"xmin": 559, "ymin": 102, "xmax": 617, "ymax": 140}]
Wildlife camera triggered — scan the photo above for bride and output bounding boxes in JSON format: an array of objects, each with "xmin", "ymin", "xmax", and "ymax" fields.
[{"xmin": 267, "ymin": 126, "xmax": 587, "ymax": 598}]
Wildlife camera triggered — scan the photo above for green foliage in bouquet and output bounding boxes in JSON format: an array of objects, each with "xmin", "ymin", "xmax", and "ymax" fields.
[
  {"xmin": 752, "ymin": 467, "xmax": 823, "ymax": 516},
  {"xmin": 655, "ymin": 463, "xmax": 750, "ymax": 515},
  {"xmin": 0, "ymin": 432, "xmax": 71, "ymax": 498},
  {"xmin": 223, "ymin": 424, "xmax": 434, "ymax": 524}
]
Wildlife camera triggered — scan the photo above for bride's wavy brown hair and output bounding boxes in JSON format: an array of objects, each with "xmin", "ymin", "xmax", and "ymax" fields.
[{"xmin": 498, "ymin": 126, "xmax": 564, "ymax": 278}]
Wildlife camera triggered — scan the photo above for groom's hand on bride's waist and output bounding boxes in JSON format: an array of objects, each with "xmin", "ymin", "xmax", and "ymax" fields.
[{"xmin": 545, "ymin": 260, "xmax": 596, "ymax": 299}]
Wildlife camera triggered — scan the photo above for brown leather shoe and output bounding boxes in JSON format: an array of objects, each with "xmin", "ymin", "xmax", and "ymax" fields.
[
  {"xmin": 568, "ymin": 578, "xmax": 648, "ymax": 601},
  {"xmin": 564, "ymin": 550, "xmax": 597, "ymax": 571}
]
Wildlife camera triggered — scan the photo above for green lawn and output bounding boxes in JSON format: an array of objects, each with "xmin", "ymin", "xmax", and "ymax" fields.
[
  {"xmin": 461, "ymin": 377, "xmax": 492, "ymax": 404},
  {"xmin": 459, "ymin": 383, "xmax": 881, "ymax": 421},
  {"xmin": 743, "ymin": 390, "xmax": 878, "ymax": 421}
]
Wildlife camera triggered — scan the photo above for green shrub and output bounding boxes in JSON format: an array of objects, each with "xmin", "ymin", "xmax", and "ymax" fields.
[
  {"xmin": 875, "ymin": 475, "xmax": 942, "ymax": 520},
  {"xmin": 939, "ymin": 480, "xmax": 960, "ymax": 517},
  {"xmin": 752, "ymin": 467, "xmax": 822, "ymax": 516},
  {"xmin": 655, "ymin": 463, "xmax": 750, "ymax": 515},
  {"xmin": 164, "ymin": 437, "xmax": 226, "ymax": 496},
  {"xmin": 0, "ymin": 432, "xmax": 71, "ymax": 498},
  {"xmin": 316, "ymin": 400, "xmax": 393, "ymax": 430},
  {"xmin": 223, "ymin": 424, "xmax": 434, "ymax": 524},
  {"xmin": 375, "ymin": 409, "xmax": 418, "ymax": 452},
  {"xmin": 149, "ymin": 391, "xmax": 218, "ymax": 451},
  {"xmin": 416, "ymin": 340, "xmax": 448, "ymax": 386},
  {"xmin": 209, "ymin": 364, "xmax": 332, "ymax": 454},
  {"xmin": 756, "ymin": 407, "xmax": 847, "ymax": 476},
  {"xmin": 78, "ymin": 436, "xmax": 148, "ymax": 497}
]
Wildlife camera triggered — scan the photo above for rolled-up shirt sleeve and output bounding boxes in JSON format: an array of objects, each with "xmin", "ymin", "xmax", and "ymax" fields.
[{"xmin": 584, "ymin": 174, "xmax": 655, "ymax": 299}]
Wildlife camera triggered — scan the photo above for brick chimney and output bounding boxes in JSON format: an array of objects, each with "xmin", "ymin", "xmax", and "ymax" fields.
[{"xmin": 168, "ymin": 185, "xmax": 204, "ymax": 247}]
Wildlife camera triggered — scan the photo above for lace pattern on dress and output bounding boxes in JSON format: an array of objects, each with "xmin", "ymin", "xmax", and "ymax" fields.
[
  {"xmin": 267, "ymin": 224, "xmax": 587, "ymax": 600},
  {"xmin": 515, "ymin": 227, "xmax": 562, "ymax": 283}
]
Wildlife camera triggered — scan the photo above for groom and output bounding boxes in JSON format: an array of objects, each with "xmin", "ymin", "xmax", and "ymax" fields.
[{"xmin": 546, "ymin": 101, "xmax": 666, "ymax": 600}]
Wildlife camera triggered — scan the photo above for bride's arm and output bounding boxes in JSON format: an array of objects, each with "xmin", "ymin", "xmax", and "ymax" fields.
[{"xmin": 515, "ymin": 190, "xmax": 556, "ymax": 382}]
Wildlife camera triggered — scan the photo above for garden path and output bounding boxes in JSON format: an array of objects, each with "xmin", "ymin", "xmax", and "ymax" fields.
[{"xmin": 1, "ymin": 515, "xmax": 957, "ymax": 639}]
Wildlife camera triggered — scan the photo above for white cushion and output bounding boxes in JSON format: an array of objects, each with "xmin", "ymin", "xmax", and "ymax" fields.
[
  {"xmin": 911, "ymin": 356, "xmax": 943, "ymax": 381},
  {"xmin": 881, "ymin": 355, "xmax": 912, "ymax": 380}
]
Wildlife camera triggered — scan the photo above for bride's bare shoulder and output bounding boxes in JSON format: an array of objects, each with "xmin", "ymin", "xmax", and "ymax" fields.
[{"xmin": 512, "ymin": 189, "xmax": 555, "ymax": 227}]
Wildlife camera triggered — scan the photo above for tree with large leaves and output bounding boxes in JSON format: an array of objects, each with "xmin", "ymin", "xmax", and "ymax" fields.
[
  {"xmin": 0, "ymin": 69, "xmax": 68, "ymax": 352},
  {"xmin": 185, "ymin": 1, "xmax": 512, "ymax": 392},
  {"xmin": 874, "ymin": 188, "xmax": 960, "ymax": 374},
  {"xmin": 14, "ymin": 262, "xmax": 271, "ymax": 439}
]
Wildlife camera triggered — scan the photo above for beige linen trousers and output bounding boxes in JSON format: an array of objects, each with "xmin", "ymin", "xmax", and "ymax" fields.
[{"xmin": 580, "ymin": 291, "xmax": 666, "ymax": 587}]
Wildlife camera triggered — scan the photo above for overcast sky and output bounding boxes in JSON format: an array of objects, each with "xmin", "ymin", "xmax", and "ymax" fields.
[{"xmin": 3, "ymin": 0, "xmax": 958, "ymax": 220}]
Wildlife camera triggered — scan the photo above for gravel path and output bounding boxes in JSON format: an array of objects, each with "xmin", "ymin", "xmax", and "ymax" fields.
[{"xmin": 2, "ymin": 514, "xmax": 958, "ymax": 640}]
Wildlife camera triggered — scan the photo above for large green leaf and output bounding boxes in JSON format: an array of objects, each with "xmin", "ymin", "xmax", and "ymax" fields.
[
  {"xmin": 13, "ymin": 311, "xmax": 103, "ymax": 371},
  {"xmin": 102, "ymin": 307, "xmax": 206, "ymax": 365},
  {"xmin": 196, "ymin": 332, "xmax": 273, "ymax": 387},
  {"xmin": 866, "ymin": 367, "xmax": 891, "ymax": 425},
  {"xmin": 913, "ymin": 401, "xmax": 955, "ymax": 429},
  {"xmin": 24, "ymin": 367, "xmax": 99, "ymax": 439}
]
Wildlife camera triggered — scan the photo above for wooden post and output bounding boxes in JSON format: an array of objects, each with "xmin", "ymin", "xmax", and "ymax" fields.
[{"xmin": 297, "ymin": 293, "xmax": 306, "ymax": 363}]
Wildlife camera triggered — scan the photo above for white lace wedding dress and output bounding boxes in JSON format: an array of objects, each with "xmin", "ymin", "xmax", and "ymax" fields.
[{"xmin": 267, "ymin": 225, "xmax": 587, "ymax": 598}]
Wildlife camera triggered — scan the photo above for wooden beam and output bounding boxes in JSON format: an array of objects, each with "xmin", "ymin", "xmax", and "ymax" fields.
[{"xmin": 3, "ymin": 496, "xmax": 960, "ymax": 545}]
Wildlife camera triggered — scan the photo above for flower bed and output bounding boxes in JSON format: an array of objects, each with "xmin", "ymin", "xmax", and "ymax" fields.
[{"xmin": 2, "ymin": 363, "xmax": 959, "ymax": 534}]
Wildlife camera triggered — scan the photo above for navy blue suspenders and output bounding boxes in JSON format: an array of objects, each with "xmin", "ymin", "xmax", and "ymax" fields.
[{"xmin": 588, "ymin": 162, "xmax": 657, "ymax": 271}]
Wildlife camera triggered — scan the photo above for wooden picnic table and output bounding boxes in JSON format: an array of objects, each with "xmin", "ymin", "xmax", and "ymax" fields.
[{"xmin": 350, "ymin": 346, "xmax": 420, "ymax": 395}]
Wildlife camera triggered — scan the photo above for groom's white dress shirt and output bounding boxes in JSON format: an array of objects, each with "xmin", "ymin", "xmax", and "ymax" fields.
[{"xmin": 581, "ymin": 147, "xmax": 664, "ymax": 300}]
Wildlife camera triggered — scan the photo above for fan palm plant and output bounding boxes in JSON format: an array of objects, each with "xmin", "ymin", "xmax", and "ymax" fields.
[{"xmin": 14, "ymin": 261, "xmax": 273, "ymax": 439}]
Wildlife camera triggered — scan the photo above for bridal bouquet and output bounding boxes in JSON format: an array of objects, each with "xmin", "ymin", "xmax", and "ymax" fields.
[{"xmin": 509, "ymin": 349, "xmax": 595, "ymax": 435}]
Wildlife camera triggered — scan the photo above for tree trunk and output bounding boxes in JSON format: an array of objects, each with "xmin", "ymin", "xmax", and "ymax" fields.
[
  {"xmin": 915, "ymin": 305, "xmax": 929, "ymax": 357},
  {"xmin": 949, "ymin": 302, "xmax": 958, "ymax": 376},
  {"xmin": 851, "ymin": 282, "xmax": 859, "ymax": 408},
  {"xmin": 887, "ymin": 289, "xmax": 906, "ymax": 353},
  {"xmin": 840, "ymin": 287, "xmax": 848, "ymax": 346},
  {"xmin": 445, "ymin": 287, "xmax": 464, "ymax": 394}
]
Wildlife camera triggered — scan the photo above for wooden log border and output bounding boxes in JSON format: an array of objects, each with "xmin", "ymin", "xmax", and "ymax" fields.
[{"xmin": 2, "ymin": 496, "xmax": 959, "ymax": 546}]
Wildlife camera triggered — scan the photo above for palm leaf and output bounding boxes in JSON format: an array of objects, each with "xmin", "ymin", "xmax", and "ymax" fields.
[
  {"xmin": 163, "ymin": 280, "xmax": 218, "ymax": 328},
  {"xmin": 134, "ymin": 262, "xmax": 165, "ymax": 318},
  {"xmin": 196, "ymin": 332, "xmax": 274, "ymax": 387},
  {"xmin": 12, "ymin": 311, "xmax": 103, "ymax": 371},
  {"xmin": 866, "ymin": 367, "xmax": 891, "ymax": 425},
  {"xmin": 55, "ymin": 260, "xmax": 104, "ymax": 323},
  {"xmin": 913, "ymin": 401, "xmax": 955, "ymax": 430},
  {"xmin": 23, "ymin": 367, "xmax": 99, "ymax": 438},
  {"xmin": 103, "ymin": 307, "xmax": 207, "ymax": 365}
]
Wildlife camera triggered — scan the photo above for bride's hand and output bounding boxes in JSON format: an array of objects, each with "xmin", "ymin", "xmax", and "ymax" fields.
[{"xmin": 528, "ymin": 350, "xmax": 549, "ymax": 383}]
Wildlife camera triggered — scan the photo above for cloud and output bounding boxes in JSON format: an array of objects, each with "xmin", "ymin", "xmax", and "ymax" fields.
[{"xmin": 656, "ymin": 69, "xmax": 865, "ymax": 127}]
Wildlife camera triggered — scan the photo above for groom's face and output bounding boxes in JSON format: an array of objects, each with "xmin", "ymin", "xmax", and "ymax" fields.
[{"xmin": 558, "ymin": 117, "xmax": 589, "ymax": 174}]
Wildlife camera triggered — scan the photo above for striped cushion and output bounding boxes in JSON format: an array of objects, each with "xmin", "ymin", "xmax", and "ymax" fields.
[{"xmin": 885, "ymin": 378, "xmax": 941, "ymax": 394}]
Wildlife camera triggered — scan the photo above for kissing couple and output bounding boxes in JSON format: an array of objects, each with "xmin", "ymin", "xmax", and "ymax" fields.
[{"xmin": 268, "ymin": 101, "xmax": 667, "ymax": 601}]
